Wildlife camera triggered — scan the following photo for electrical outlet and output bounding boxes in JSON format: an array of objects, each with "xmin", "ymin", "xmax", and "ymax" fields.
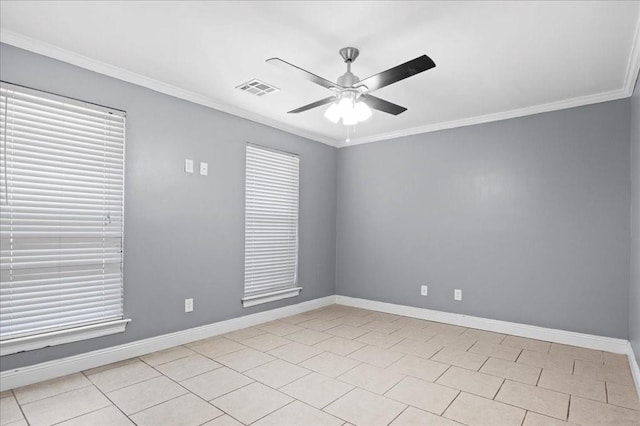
[
  {"xmin": 185, "ymin": 159, "xmax": 194, "ymax": 174},
  {"xmin": 420, "ymin": 285, "xmax": 428, "ymax": 296},
  {"xmin": 200, "ymin": 162, "xmax": 208, "ymax": 176},
  {"xmin": 454, "ymin": 289, "xmax": 462, "ymax": 301},
  {"xmin": 185, "ymin": 298, "xmax": 194, "ymax": 312}
]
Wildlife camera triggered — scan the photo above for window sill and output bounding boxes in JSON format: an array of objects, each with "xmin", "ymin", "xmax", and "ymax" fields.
[
  {"xmin": 242, "ymin": 287, "xmax": 302, "ymax": 308},
  {"xmin": 0, "ymin": 319, "xmax": 131, "ymax": 356}
]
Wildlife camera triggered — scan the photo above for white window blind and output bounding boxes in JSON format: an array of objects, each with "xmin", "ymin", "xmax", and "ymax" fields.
[
  {"xmin": 243, "ymin": 144, "xmax": 300, "ymax": 307},
  {"xmin": 0, "ymin": 82, "xmax": 127, "ymax": 351}
]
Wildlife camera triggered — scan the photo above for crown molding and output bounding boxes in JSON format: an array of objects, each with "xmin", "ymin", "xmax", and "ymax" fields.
[
  {"xmin": 623, "ymin": 13, "xmax": 640, "ymax": 96},
  {"xmin": 338, "ymin": 88, "xmax": 629, "ymax": 148},
  {"xmin": 0, "ymin": 29, "xmax": 339, "ymax": 148},
  {"xmin": 3, "ymin": 22, "xmax": 639, "ymax": 150}
]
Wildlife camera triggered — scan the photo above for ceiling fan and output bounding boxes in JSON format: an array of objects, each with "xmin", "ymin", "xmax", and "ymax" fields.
[{"xmin": 266, "ymin": 47, "xmax": 436, "ymax": 126}]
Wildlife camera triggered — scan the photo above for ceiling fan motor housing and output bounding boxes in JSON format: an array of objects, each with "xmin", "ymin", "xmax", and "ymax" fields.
[{"xmin": 337, "ymin": 72, "xmax": 360, "ymax": 87}]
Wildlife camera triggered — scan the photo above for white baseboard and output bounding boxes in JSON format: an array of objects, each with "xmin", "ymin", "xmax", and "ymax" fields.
[
  {"xmin": 0, "ymin": 295, "xmax": 335, "ymax": 391},
  {"xmin": 628, "ymin": 344, "xmax": 640, "ymax": 400},
  {"xmin": 335, "ymin": 296, "xmax": 630, "ymax": 354}
]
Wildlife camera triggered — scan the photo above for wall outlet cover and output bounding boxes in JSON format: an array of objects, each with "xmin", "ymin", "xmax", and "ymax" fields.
[
  {"xmin": 200, "ymin": 162, "xmax": 208, "ymax": 176},
  {"xmin": 454, "ymin": 289, "xmax": 462, "ymax": 301},
  {"xmin": 420, "ymin": 285, "xmax": 428, "ymax": 296},
  {"xmin": 185, "ymin": 298, "xmax": 194, "ymax": 312}
]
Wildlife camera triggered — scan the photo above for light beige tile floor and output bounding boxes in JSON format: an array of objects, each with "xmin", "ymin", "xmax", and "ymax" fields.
[{"xmin": 2, "ymin": 304, "xmax": 639, "ymax": 426}]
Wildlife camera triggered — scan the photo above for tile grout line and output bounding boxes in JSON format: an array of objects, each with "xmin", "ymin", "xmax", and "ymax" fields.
[
  {"xmin": 144, "ymin": 355, "xmax": 251, "ymax": 425},
  {"xmin": 139, "ymin": 345, "xmax": 195, "ymax": 367},
  {"xmin": 459, "ymin": 389, "xmax": 555, "ymax": 421},
  {"xmin": 433, "ymin": 364, "xmax": 453, "ymax": 383},
  {"xmin": 14, "ymin": 391, "xmax": 31, "ymax": 426},
  {"xmin": 535, "ymin": 365, "xmax": 543, "ymax": 386},
  {"xmin": 477, "ymin": 354, "xmax": 491, "ymax": 372},
  {"xmin": 14, "ymin": 381, "xmax": 94, "ymax": 408},
  {"xmin": 111, "ymin": 357, "xmax": 224, "ymax": 422},
  {"xmin": 48, "ymin": 405, "xmax": 121, "ymax": 426},
  {"xmin": 79, "ymin": 368, "xmax": 138, "ymax": 425},
  {"xmin": 159, "ymin": 354, "xmax": 257, "ymax": 424},
  {"xmin": 318, "ymin": 384, "xmax": 363, "ymax": 412},
  {"xmin": 519, "ymin": 410, "xmax": 527, "ymax": 426},
  {"xmin": 245, "ymin": 398, "xmax": 298, "ymax": 425},
  {"xmin": 90, "ymin": 369, "xmax": 162, "ymax": 394},
  {"xmin": 206, "ymin": 379, "xmax": 256, "ymax": 423},
  {"xmin": 186, "ymin": 337, "xmax": 249, "ymax": 362},
  {"xmin": 125, "ymin": 393, "xmax": 187, "ymax": 418},
  {"xmin": 440, "ymin": 389, "xmax": 462, "ymax": 419},
  {"xmin": 492, "ymin": 377, "xmax": 507, "ymax": 400},
  {"xmin": 385, "ymin": 404, "xmax": 409, "ymax": 425}
]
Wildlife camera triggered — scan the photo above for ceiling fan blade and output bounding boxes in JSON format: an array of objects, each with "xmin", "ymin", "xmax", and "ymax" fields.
[
  {"xmin": 288, "ymin": 96, "xmax": 336, "ymax": 114},
  {"xmin": 361, "ymin": 95, "xmax": 407, "ymax": 115},
  {"xmin": 267, "ymin": 58, "xmax": 343, "ymax": 90},
  {"xmin": 355, "ymin": 55, "xmax": 435, "ymax": 92}
]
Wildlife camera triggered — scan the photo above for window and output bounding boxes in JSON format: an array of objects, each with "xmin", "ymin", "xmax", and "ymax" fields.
[
  {"xmin": 243, "ymin": 143, "xmax": 300, "ymax": 307},
  {"xmin": 0, "ymin": 82, "xmax": 128, "ymax": 355}
]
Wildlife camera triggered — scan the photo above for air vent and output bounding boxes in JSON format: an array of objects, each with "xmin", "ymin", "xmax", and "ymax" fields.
[{"xmin": 236, "ymin": 79, "xmax": 279, "ymax": 96}]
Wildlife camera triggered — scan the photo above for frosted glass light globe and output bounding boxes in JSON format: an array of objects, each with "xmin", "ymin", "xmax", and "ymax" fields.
[
  {"xmin": 338, "ymin": 97, "xmax": 354, "ymax": 115},
  {"xmin": 354, "ymin": 101, "xmax": 372, "ymax": 122},
  {"xmin": 324, "ymin": 103, "xmax": 341, "ymax": 123}
]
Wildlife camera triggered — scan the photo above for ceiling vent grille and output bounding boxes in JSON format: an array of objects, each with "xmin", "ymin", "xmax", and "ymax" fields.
[{"xmin": 236, "ymin": 79, "xmax": 279, "ymax": 96}]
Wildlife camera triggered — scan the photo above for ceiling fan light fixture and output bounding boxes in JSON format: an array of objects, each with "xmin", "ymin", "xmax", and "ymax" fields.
[{"xmin": 325, "ymin": 92, "xmax": 371, "ymax": 126}]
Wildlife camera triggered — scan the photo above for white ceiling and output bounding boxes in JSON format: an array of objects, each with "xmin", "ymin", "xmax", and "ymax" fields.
[{"xmin": 1, "ymin": 1, "xmax": 639, "ymax": 147}]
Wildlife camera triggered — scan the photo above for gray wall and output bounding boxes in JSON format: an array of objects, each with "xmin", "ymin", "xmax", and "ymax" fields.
[
  {"xmin": 336, "ymin": 100, "xmax": 631, "ymax": 339},
  {"xmin": 631, "ymin": 79, "xmax": 640, "ymax": 365},
  {"xmin": 0, "ymin": 43, "xmax": 337, "ymax": 371}
]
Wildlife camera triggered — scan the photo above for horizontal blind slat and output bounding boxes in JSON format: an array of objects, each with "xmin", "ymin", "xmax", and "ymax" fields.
[
  {"xmin": 1, "ymin": 87, "xmax": 125, "ymax": 119},
  {"xmin": 1, "ymin": 108, "xmax": 125, "ymax": 137},
  {"xmin": 1, "ymin": 100, "xmax": 124, "ymax": 129}
]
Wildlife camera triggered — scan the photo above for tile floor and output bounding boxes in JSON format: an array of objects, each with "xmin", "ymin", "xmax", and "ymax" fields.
[{"xmin": 1, "ymin": 304, "xmax": 639, "ymax": 426}]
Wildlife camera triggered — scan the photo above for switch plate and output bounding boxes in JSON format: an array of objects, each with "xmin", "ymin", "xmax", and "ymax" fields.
[
  {"xmin": 185, "ymin": 159, "xmax": 194, "ymax": 174},
  {"xmin": 454, "ymin": 289, "xmax": 462, "ymax": 301},
  {"xmin": 200, "ymin": 162, "xmax": 208, "ymax": 176},
  {"xmin": 185, "ymin": 298, "xmax": 194, "ymax": 312},
  {"xmin": 420, "ymin": 285, "xmax": 428, "ymax": 296}
]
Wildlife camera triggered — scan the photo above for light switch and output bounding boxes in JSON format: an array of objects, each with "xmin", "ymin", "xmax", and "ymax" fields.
[
  {"xmin": 185, "ymin": 159, "xmax": 194, "ymax": 173},
  {"xmin": 200, "ymin": 162, "xmax": 208, "ymax": 176}
]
